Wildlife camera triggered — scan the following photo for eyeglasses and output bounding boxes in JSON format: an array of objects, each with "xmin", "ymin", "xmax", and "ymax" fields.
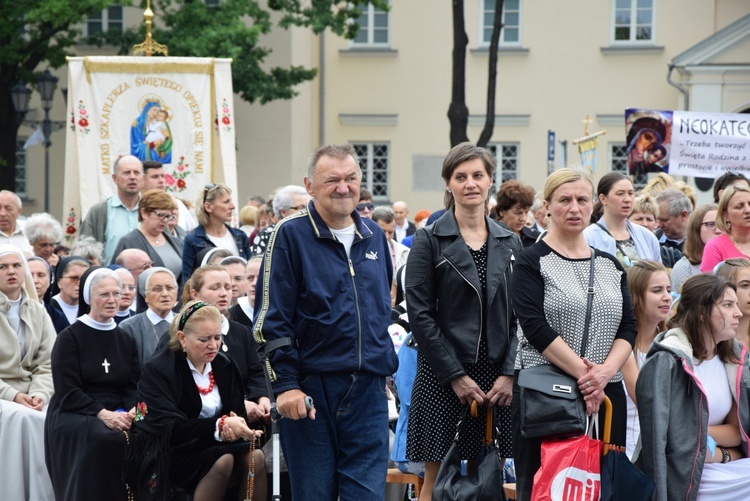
[
  {"xmin": 96, "ymin": 291, "xmax": 122, "ymax": 301},
  {"xmin": 203, "ymin": 183, "xmax": 217, "ymax": 205},
  {"xmin": 35, "ymin": 242, "xmax": 56, "ymax": 248},
  {"xmin": 289, "ymin": 204, "xmax": 307, "ymax": 211},
  {"xmin": 62, "ymin": 275, "xmax": 82, "ymax": 283},
  {"xmin": 701, "ymin": 221, "xmax": 717, "ymax": 230},
  {"xmin": 356, "ymin": 203, "xmax": 374, "ymax": 213},
  {"xmin": 122, "ymin": 285, "xmax": 137, "ymax": 292},
  {"xmin": 148, "ymin": 285, "xmax": 177, "ymax": 294},
  {"xmin": 153, "ymin": 211, "xmax": 176, "ymax": 222}
]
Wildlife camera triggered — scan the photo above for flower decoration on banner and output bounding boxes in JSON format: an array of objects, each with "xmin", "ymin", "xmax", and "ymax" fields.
[
  {"xmin": 76, "ymin": 100, "xmax": 91, "ymax": 135},
  {"xmin": 135, "ymin": 402, "xmax": 148, "ymax": 422},
  {"xmin": 217, "ymin": 98, "xmax": 231, "ymax": 133},
  {"xmin": 69, "ymin": 109, "xmax": 76, "ymax": 132},
  {"xmin": 164, "ymin": 156, "xmax": 191, "ymax": 194},
  {"xmin": 64, "ymin": 207, "xmax": 78, "ymax": 243}
]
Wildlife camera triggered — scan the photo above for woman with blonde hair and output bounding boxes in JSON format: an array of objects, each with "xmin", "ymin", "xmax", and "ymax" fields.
[
  {"xmin": 182, "ymin": 184, "xmax": 251, "ymax": 284},
  {"xmin": 128, "ymin": 300, "xmax": 265, "ymax": 500},
  {"xmin": 511, "ymin": 168, "xmax": 636, "ymax": 500},
  {"xmin": 671, "ymin": 204, "xmax": 720, "ymax": 292},
  {"xmin": 621, "ymin": 260, "xmax": 671, "ymax": 458},
  {"xmin": 628, "ymin": 195, "xmax": 659, "ymax": 232},
  {"xmin": 715, "ymin": 258, "xmax": 750, "ymax": 348},
  {"xmin": 701, "ymin": 185, "xmax": 750, "ymax": 272}
]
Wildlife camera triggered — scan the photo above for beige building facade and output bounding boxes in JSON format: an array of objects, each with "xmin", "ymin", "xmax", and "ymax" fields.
[{"xmin": 17, "ymin": 0, "xmax": 750, "ymax": 219}]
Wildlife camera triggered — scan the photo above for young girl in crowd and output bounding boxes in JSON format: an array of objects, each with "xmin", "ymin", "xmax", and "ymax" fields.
[
  {"xmin": 715, "ymin": 258, "xmax": 750, "ymax": 348},
  {"xmin": 621, "ymin": 260, "xmax": 671, "ymax": 459},
  {"xmin": 636, "ymin": 274, "xmax": 750, "ymax": 500},
  {"xmin": 671, "ymin": 204, "xmax": 720, "ymax": 293}
]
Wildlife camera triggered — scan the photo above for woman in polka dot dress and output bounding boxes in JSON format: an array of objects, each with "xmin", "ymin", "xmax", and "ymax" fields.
[
  {"xmin": 405, "ymin": 143, "xmax": 522, "ymax": 500},
  {"xmin": 509, "ymin": 168, "xmax": 637, "ymax": 501}
]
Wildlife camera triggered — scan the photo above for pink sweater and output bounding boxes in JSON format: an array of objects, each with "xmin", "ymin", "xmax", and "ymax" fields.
[{"xmin": 700, "ymin": 234, "xmax": 750, "ymax": 272}]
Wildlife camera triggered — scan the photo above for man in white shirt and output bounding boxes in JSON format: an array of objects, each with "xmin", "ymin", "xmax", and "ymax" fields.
[
  {"xmin": 0, "ymin": 191, "xmax": 32, "ymax": 254},
  {"xmin": 391, "ymin": 201, "xmax": 416, "ymax": 243}
]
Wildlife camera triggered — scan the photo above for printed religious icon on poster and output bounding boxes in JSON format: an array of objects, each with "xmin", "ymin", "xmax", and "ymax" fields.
[
  {"xmin": 625, "ymin": 109, "xmax": 672, "ymax": 176},
  {"xmin": 131, "ymin": 94, "xmax": 173, "ymax": 164}
]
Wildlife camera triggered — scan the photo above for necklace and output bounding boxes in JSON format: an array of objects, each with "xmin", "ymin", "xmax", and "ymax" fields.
[{"xmin": 196, "ymin": 371, "xmax": 216, "ymax": 394}]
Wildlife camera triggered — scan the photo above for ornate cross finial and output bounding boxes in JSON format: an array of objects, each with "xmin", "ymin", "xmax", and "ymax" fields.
[
  {"xmin": 133, "ymin": 0, "xmax": 168, "ymax": 56},
  {"xmin": 583, "ymin": 115, "xmax": 593, "ymax": 136}
]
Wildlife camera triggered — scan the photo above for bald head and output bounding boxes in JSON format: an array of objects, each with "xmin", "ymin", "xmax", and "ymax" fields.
[
  {"xmin": 114, "ymin": 248, "xmax": 152, "ymax": 282},
  {"xmin": 112, "ymin": 155, "xmax": 144, "ymax": 198},
  {"xmin": 392, "ymin": 201, "xmax": 409, "ymax": 226},
  {"xmin": 0, "ymin": 190, "xmax": 22, "ymax": 234}
]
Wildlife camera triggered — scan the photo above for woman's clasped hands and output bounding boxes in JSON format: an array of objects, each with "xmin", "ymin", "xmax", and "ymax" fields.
[
  {"xmin": 220, "ymin": 411, "xmax": 264, "ymax": 442},
  {"xmin": 577, "ymin": 358, "xmax": 614, "ymax": 415}
]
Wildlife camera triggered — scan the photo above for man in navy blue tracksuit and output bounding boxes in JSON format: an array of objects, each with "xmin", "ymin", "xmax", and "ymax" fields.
[{"xmin": 253, "ymin": 144, "xmax": 398, "ymax": 500}]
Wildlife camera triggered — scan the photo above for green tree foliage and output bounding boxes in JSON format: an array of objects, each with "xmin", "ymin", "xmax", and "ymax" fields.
[
  {"xmin": 0, "ymin": 0, "xmax": 386, "ymax": 190},
  {"xmin": 92, "ymin": 0, "xmax": 388, "ymax": 104}
]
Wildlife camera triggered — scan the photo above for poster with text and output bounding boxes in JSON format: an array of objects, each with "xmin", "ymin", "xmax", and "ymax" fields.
[{"xmin": 668, "ymin": 110, "xmax": 750, "ymax": 178}]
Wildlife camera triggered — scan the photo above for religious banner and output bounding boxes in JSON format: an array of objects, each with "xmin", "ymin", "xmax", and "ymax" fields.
[
  {"xmin": 63, "ymin": 56, "xmax": 237, "ymax": 243},
  {"xmin": 624, "ymin": 109, "xmax": 672, "ymax": 176},
  {"xmin": 625, "ymin": 108, "xmax": 750, "ymax": 178}
]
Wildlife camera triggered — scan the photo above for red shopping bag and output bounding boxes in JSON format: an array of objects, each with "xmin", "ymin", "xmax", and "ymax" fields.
[{"xmin": 531, "ymin": 434, "xmax": 603, "ymax": 501}]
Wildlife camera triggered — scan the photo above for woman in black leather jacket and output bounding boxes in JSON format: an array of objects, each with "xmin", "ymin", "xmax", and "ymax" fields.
[{"xmin": 404, "ymin": 142, "xmax": 521, "ymax": 500}]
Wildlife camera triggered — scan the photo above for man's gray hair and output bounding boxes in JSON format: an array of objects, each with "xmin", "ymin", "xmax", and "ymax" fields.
[
  {"xmin": 0, "ymin": 190, "xmax": 22, "ymax": 209},
  {"xmin": 24, "ymin": 212, "xmax": 63, "ymax": 244},
  {"xmin": 371, "ymin": 206, "xmax": 395, "ymax": 224},
  {"xmin": 655, "ymin": 188, "xmax": 692, "ymax": 217},
  {"xmin": 272, "ymin": 185, "xmax": 309, "ymax": 219},
  {"xmin": 306, "ymin": 144, "xmax": 362, "ymax": 181},
  {"xmin": 530, "ymin": 192, "xmax": 545, "ymax": 212}
]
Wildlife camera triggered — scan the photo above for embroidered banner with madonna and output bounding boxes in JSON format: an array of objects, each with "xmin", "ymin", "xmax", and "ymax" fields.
[{"xmin": 63, "ymin": 56, "xmax": 237, "ymax": 243}]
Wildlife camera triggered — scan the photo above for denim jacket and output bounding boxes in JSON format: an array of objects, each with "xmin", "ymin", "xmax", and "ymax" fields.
[{"xmin": 181, "ymin": 224, "xmax": 251, "ymax": 281}]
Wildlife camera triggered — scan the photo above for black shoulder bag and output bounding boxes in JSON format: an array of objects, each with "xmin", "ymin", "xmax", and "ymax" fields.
[
  {"xmin": 433, "ymin": 404, "xmax": 505, "ymax": 501},
  {"xmin": 516, "ymin": 251, "xmax": 595, "ymax": 440}
]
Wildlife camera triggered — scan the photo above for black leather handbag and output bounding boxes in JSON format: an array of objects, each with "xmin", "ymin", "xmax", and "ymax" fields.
[
  {"xmin": 433, "ymin": 405, "xmax": 505, "ymax": 501},
  {"xmin": 517, "ymin": 251, "xmax": 595, "ymax": 440}
]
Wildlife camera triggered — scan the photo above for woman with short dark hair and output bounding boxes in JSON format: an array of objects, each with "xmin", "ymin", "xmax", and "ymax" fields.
[{"xmin": 495, "ymin": 179, "xmax": 539, "ymax": 247}]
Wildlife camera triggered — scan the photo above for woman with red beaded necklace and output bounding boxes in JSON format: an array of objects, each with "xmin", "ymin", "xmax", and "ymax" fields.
[{"xmin": 128, "ymin": 300, "xmax": 265, "ymax": 501}]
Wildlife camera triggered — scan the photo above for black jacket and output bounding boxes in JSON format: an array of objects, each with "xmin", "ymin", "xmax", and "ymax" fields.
[{"xmin": 405, "ymin": 209, "xmax": 522, "ymax": 387}]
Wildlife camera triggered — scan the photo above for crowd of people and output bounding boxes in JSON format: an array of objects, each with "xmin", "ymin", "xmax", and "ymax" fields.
[{"xmin": 1, "ymin": 145, "xmax": 750, "ymax": 501}]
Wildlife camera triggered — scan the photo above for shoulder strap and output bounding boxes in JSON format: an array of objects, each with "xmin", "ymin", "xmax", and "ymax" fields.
[
  {"xmin": 595, "ymin": 222, "xmax": 628, "ymax": 257},
  {"xmin": 580, "ymin": 249, "xmax": 596, "ymax": 357}
]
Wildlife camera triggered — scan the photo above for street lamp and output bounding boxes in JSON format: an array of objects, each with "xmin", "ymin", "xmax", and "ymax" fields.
[
  {"xmin": 10, "ymin": 70, "xmax": 65, "ymax": 213},
  {"xmin": 37, "ymin": 69, "xmax": 58, "ymax": 214},
  {"xmin": 10, "ymin": 81, "xmax": 31, "ymax": 124}
]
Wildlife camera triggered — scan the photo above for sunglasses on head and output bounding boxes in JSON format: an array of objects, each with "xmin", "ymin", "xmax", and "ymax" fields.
[{"xmin": 203, "ymin": 183, "xmax": 217, "ymax": 205}]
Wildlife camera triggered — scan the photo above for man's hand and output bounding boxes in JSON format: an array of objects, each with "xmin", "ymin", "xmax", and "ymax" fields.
[{"xmin": 277, "ymin": 389, "xmax": 316, "ymax": 420}]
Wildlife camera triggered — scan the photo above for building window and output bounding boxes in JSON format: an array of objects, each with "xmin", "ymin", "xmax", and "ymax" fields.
[
  {"xmin": 352, "ymin": 143, "xmax": 389, "ymax": 200},
  {"xmin": 612, "ymin": 0, "xmax": 654, "ymax": 43},
  {"xmin": 352, "ymin": 3, "xmax": 389, "ymax": 47},
  {"xmin": 481, "ymin": 0, "xmax": 521, "ymax": 46},
  {"xmin": 15, "ymin": 139, "xmax": 27, "ymax": 198},
  {"xmin": 610, "ymin": 143, "xmax": 647, "ymax": 190},
  {"xmin": 488, "ymin": 143, "xmax": 519, "ymax": 195},
  {"xmin": 86, "ymin": 5, "xmax": 123, "ymax": 36}
]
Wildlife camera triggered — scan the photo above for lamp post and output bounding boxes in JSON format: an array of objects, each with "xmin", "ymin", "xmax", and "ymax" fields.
[
  {"xmin": 10, "ymin": 70, "xmax": 65, "ymax": 213},
  {"xmin": 37, "ymin": 69, "xmax": 58, "ymax": 214}
]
